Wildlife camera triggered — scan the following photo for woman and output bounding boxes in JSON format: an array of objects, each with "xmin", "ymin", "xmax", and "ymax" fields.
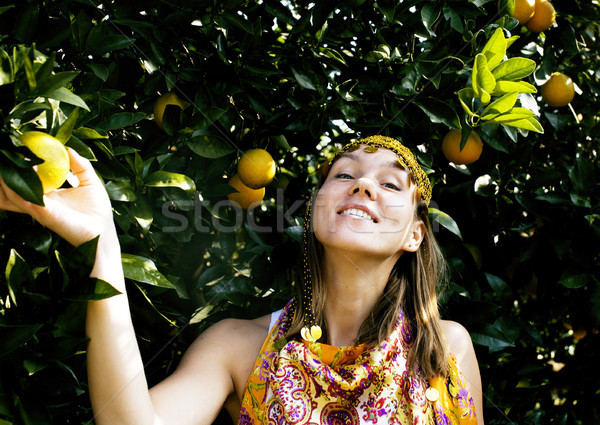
[{"xmin": 0, "ymin": 135, "xmax": 483, "ymax": 424}]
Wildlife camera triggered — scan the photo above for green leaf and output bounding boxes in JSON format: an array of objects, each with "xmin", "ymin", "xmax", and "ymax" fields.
[
  {"xmin": 491, "ymin": 80, "xmax": 536, "ymax": 96},
  {"xmin": 318, "ymin": 47, "xmax": 347, "ymax": 66},
  {"xmin": 481, "ymin": 28, "xmax": 507, "ymax": 70},
  {"xmin": 498, "ymin": 0, "xmax": 516, "ymax": 17},
  {"xmin": 219, "ymin": 12, "xmax": 254, "ymax": 34},
  {"xmin": 72, "ymin": 127, "xmax": 108, "ymax": 139},
  {"xmin": 500, "ymin": 116, "xmax": 543, "ymax": 133},
  {"xmin": 568, "ymin": 158, "xmax": 595, "ymax": 195},
  {"xmin": 22, "ymin": 52, "xmax": 37, "ymax": 90},
  {"xmin": 45, "ymin": 87, "xmax": 90, "ymax": 111},
  {"xmin": 105, "ymin": 180, "xmax": 137, "ymax": 202},
  {"xmin": 485, "ymin": 273, "xmax": 512, "ymax": 299},
  {"xmin": 0, "ymin": 324, "xmax": 43, "ymax": 356},
  {"xmin": 186, "ymin": 135, "xmax": 235, "ymax": 159},
  {"xmin": 0, "ymin": 161, "xmax": 44, "ymax": 205},
  {"xmin": 5, "ymin": 249, "xmax": 33, "ymax": 307},
  {"xmin": 145, "ymin": 171, "xmax": 196, "ymax": 194},
  {"xmin": 491, "ymin": 57, "xmax": 536, "ymax": 81},
  {"xmin": 55, "ymin": 107, "xmax": 79, "ymax": 144},
  {"xmin": 481, "ymin": 92, "xmax": 518, "ymax": 118},
  {"xmin": 291, "ymin": 66, "xmax": 317, "ymax": 91},
  {"xmin": 472, "ymin": 54, "xmax": 495, "ymax": 104},
  {"xmin": 65, "ymin": 278, "xmax": 122, "ymax": 301},
  {"xmin": 0, "ymin": 5, "xmax": 15, "ymax": 16},
  {"xmin": 0, "ymin": 48, "xmax": 13, "ymax": 85},
  {"xmin": 98, "ymin": 112, "xmax": 145, "ymax": 131},
  {"xmin": 189, "ymin": 305, "xmax": 215, "ymax": 324},
  {"xmin": 457, "ymin": 88, "xmax": 476, "ymax": 117},
  {"xmin": 121, "ymin": 254, "xmax": 175, "ymax": 289},
  {"xmin": 416, "ymin": 99, "xmax": 461, "ymax": 130},
  {"xmin": 132, "ymin": 197, "xmax": 153, "ymax": 232},
  {"xmin": 270, "ymin": 135, "xmax": 291, "ymax": 150},
  {"xmin": 85, "ymin": 23, "xmax": 136, "ymax": 56},
  {"xmin": 429, "ymin": 208, "xmax": 462, "ymax": 240},
  {"xmin": 36, "ymin": 71, "xmax": 79, "ymax": 96},
  {"xmin": 483, "ymin": 107, "xmax": 536, "ymax": 122},
  {"xmin": 65, "ymin": 135, "xmax": 97, "ymax": 160},
  {"xmin": 558, "ymin": 271, "xmax": 589, "ymax": 289},
  {"xmin": 7, "ymin": 100, "xmax": 52, "ymax": 119},
  {"xmin": 442, "ymin": 6, "xmax": 463, "ymax": 33},
  {"xmin": 470, "ymin": 332, "xmax": 514, "ymax": 352},
  {"xmin": 88, "ymin": 63, "xmax": 109, "ymax": 81},
  {"xmin": 421, "ymin": 3, "xmax": 441, "ymax": 37}
]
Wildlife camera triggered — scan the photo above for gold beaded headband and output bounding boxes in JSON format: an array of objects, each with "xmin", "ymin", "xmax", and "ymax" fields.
[{"xmin": 327, "ymin": 135, "xmax": 432, "ymax": 206}]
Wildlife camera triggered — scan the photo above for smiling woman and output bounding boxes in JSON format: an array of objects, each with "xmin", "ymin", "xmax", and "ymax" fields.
[
  {"xmin": 241, "ymin": 136, "xmax": 483, "ymax": 424},
  {"xmin": 0, "ymin": 136, "xmax": 483, "ymax": 425}
]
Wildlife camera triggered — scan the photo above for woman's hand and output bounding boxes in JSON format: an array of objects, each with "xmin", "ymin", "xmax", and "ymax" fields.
[{"xmin": 0, "ymin": 148, "xmax": 116, "ymax": 247}]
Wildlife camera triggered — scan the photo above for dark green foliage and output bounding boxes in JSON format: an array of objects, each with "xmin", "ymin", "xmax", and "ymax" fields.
[{"xmin": 0, "ymin": 0, "xmax": 598, "ymax": 424}]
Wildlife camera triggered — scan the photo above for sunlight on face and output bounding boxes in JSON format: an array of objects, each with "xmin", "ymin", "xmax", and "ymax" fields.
[{"xmin": 312, "ymin": 146, "xmax": 420, "ymax": 258}]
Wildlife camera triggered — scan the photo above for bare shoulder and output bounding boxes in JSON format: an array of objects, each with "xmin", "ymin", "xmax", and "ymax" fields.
[
  {"xmin": 441, "ymin": 320, "xmax": 485, "ymax": 425},
  {"xmin": 149, "ymin": 313, "xmax": 272, "ymax": 423},
  {"xmin": 184, "ymin": 313, "xmax": 271, "ymax": 369},
  {"xmin": 440, "ymin": 320, "xmax": 473, "ymax": 361}
]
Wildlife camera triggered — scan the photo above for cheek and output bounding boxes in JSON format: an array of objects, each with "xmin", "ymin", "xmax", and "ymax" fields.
[{"xmin": 312, "ymin": 193, "xmax": 331, "ymax": 241}]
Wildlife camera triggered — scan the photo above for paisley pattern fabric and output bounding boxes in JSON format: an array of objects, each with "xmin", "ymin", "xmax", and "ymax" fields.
[{"xmin": 239, "ymin": 301, "xmax": 477, "ymax": 425}]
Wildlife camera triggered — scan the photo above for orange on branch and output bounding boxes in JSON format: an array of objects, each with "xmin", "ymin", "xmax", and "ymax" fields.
[
  {"xmin": 525, "ymin": 0, "xmax": 556, "ymax": 32},
  {"xmin": 237, "ymin": 148, "xmax": 276, "ymax": 189},
  {"xmin": 441, "ymin": 129, "xmax": 483, "ymax": 165},
  {"xmin": 499, "ymin": 0, "xmax": 535, "ymax": 24},
  {"xmin": 153, "ymin": 92, "xmax": 189, "ymax": 129},
  {"xmin": 540, "ymin": 72, "xmax": 575, "ymax": 107},
  {"xmin": 227, "ymin": 174, "xmax": 265, "ymax": 210},
  {"xmin": 19, "ymin": 131, "xmax": 70, "ymax": 194}
]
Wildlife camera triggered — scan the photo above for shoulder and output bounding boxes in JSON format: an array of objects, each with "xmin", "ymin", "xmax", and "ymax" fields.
[
  {"xmin": 190, "ymin": 314, "xmax": 271, "ymax": 361},
  {"xmin": 440, "ymin": 320, "xmax": 485, "ymax": 425},
  {"xmin": 440, "ymin": 320, "xmax": 473, "ymax": 361},
  {"xmin": 172, "ymin": 314, "xmax": 272, "ymax": 398}
]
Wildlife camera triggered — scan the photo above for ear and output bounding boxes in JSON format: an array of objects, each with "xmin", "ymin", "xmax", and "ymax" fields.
[{"xmin": 403, "ymin": 219, "xmax": 425, "ymax": 252}]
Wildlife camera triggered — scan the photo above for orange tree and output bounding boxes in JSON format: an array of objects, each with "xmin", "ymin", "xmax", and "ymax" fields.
[{"xmin": 0, "ymin": 0, "xmax": 598, "ymax": 423}]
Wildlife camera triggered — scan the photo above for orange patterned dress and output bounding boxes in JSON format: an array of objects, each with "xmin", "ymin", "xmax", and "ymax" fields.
[{"xmin": 239, "ymin": 301, "xmax": 477, "ymax": 425}]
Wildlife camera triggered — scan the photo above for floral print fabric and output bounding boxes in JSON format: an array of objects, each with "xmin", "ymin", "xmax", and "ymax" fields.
[{"xmin": 239, "ymin": 301, "xmax": 477, "ymax": 425}]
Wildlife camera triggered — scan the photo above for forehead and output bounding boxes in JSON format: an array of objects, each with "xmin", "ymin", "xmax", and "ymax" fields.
[{"xmin": 333, "ymin": 145, "xmax": 404, "ymax": 168}]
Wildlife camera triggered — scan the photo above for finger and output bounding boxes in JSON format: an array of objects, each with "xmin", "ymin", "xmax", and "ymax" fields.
[{"xmin": 67, "ymin": 148, "xmax": 102, "ymax": 187}]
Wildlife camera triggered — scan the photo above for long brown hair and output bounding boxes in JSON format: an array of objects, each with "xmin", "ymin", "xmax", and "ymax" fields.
[{"xmin": 287, "ymin": 181, "xmax": 449, "ymax": 379}]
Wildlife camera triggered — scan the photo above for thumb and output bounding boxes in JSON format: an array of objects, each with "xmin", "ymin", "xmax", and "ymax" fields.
[{"xmin": 67, "ymin": 148, "xmax": 102, "ymax": 187}]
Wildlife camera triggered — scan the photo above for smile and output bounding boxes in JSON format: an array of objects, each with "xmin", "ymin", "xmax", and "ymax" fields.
[{"xmin": 338, "ymin": 208, "xmax": 376, "ymax": 222}]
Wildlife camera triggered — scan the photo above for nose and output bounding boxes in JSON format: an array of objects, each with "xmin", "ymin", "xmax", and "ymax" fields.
[{"xmin": 349, "ymin": 178, "xmax": 377, "ymax": 200}]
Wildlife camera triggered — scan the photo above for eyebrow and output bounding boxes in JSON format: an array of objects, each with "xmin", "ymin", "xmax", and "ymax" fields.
[{"xmin": 339, "ymin": 152, "xmax": 406, "ymax": 170}]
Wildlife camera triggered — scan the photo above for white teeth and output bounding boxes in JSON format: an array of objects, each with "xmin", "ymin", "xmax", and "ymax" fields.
[{"xmin": 340, "ymin": 208, "xmax": 374, "ymax": 222}]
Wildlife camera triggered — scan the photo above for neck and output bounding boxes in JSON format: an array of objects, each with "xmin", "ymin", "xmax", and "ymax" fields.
[{"xmin": 320, "ymin": 248, "xmax": 399, "ymax": 347}]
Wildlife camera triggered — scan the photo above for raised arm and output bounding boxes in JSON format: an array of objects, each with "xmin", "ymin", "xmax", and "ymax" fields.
[{"xmin": 0, "ymin": 149, "xmax": 243, "ymax": 425}]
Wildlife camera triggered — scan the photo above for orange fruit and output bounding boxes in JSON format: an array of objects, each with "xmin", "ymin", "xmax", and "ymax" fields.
[
  {"xmin": 19, "ymin": 131, "xmax": 70, "ymax": 194},
  {"xmin": 237, "ymin": 149, "xmax": 276, "ymax": 189},
  {"xmin": 499, "ymin": 0, "xmax": 535, "ymax": 24},
  {"xmin": 525, "ymin": 0, "xmax": 556, "ymax": 32},
  {"xmin": 227, "ymin": 174, "xmax": 265, "ymax": 209},
  {"xmin": 153, "ymin": 92, "xmax": 188, "ymax": 129},
  {"xmin": 441, "ymin": 129, "xmax": 483, "ymax": 165},
  {"xmin": 540, "ymin": 72, "xmax": 575, "ymax": 107}
]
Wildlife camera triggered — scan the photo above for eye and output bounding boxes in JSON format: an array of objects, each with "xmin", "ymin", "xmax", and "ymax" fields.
[
  {"xmin": 335, "ymin": 173, "xmax": 354, "ymax": 180},
  {"xmin": 382, "ymin": 182, "xmax": 400, "ymax": 190}
]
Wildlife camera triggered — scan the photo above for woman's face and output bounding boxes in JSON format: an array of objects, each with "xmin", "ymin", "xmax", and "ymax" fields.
[{"xmin": 312, "ymin": 146, "xmax": 424, "ymax": 259}]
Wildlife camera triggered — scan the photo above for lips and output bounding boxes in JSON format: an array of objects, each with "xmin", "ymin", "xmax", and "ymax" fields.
[{"xmin": 337, "ymin": 205, "xmax": 378, "ymax": 223}]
